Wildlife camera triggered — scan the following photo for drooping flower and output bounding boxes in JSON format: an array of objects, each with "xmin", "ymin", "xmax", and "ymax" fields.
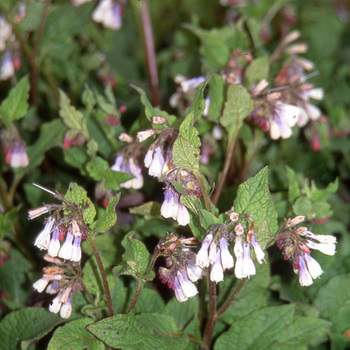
[
  {"xmin": 0, "ymin": 129, "xmax": 29, "ymax": 168},
  {"xmin": 160, "ymin": 183, "xmax": 190, "ymax": 226},
  {"xmin": 34, "ymin": 217, "xmax": 56, "ymax": 250},
  {"xmin": 0, "ymin": 51, "xmax": 15, "ymax": 81},
  {"xmin": 92, "ymin": 0, "xmax": 124, "ymax": 30},
  {"xmin": 0, "ymin": 17, "xmax": 12, "ymax": 52},
  {"xmin": 111, "ymin": 149, "xmax": 144, "ymax": 190}
]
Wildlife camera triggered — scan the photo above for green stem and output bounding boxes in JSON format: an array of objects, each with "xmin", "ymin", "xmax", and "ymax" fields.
[
  {"xmin": 128, "ymin": 279, "xmax": 145, "ymax": 313},
  {"xmin": 194, "ymin": 169, "xmax": 211, "ymax": 212},
  {"xmin": 211, "ymin": 131, "xmax": 237, "ymax": 206},
  {"xmin": 87, "ymin": 233, "xmax": 114, "ymax": 317},
  {"xmin": 128, "ymin": 248, "xmax": 159, "ymax": 312}
]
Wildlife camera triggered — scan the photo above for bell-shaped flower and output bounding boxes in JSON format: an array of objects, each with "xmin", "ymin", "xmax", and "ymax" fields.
[
  {"xmin": 92, "ymin": 0, "xmax": 123, "ymax": 30},
  {"xmin": 34, "ymin": 217, "xmax": 55, "ymax": 250},
  {"xmin": 196, "ymin": 234, "xmax": 213, "ymax": 268}
]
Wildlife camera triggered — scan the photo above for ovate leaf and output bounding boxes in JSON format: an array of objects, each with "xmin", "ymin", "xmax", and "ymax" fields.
[
  {"xmin": 173, "ymin": 137, "xmax": 200, "ymax": 172},
  {"xmin": 48, "ymin": 317, "xmax": 105, "ymax": 350},
  {"xmin": 65, "ymin": 182, "xmax": 96, "ymax": 225},
  {"xmin": 234, "ymin": 167, "xmax": 278, "ymax": 249},
  {"xmin": 0, "ymin": 76, "xmax": 30, "ymax": 122},
  {"xmin": 220, "ymin": 84, "xmax": 253, "ymax": 130},
  {"xmin": 90, "ymin": 194, "xmax": 120, "ymax": 233},
  {"xmin": 87, "ymin": 313, "xmax": 188, "ymax": 350},
  {"xmin": 0, "ymin": 307, "xmax": 61, "ymax": 350}
]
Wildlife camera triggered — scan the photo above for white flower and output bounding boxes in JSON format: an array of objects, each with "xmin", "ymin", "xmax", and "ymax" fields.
[
  {"xmin": 48, "ymin": 227, "xmax": 61, "ymax": 257},
  {"xmin": 33, "ymin": 278, "xmax": 49, "ymax": 293},
  {"xmin": 173, "ymin": 276, "xmax": 187, "ymax": 302},
  {"xmin": 251, "ymin": 235, "xmax": 265, "ymax": 264},
  {"xmin": 177, "ymin": 271, "xmax": 198, "ymax": 299},
  {"xmin": 28, "ymin": 206, "xmax": 49, "ymax": 220},
  {"xmin": 180, "ymin": 77, "xmax": 206, "ymax": 93},
  {"xmin": 219, "ymin": 238, "xmax": 234, "ymax": 269},
  {"xmin": 160, "ymin": 186, "xmax": 178, "ymax": 220},
  {"xmin": 208, "ymin": 240, "xmax": 217, "ymax": 264},
  {"xmin": 304, "ymin": 253, "xmax": 323, "ymax": 279},
  {"xmin": 60, "ymin": 296, "xmax": 72, "ymax": 318},
  {"xmin": 270, "ymin": 101, "xmax": 300, "ymax": 140},
  {"xmin": 177, "ymin": 204, "xmax": 190, "ymax": 226},
  {"xmin": 298, "ymin": 257, "xmax": 313, "ymax": 286},
  {"xmin": 0, "ymin": 17, "xmax": 12, "ymax": 52},
  {"xmin": 70, "ymin": 236, "xmax": 82, "ymax": 262},
  {"xmin": 70, "ymin": 0, "xmax": 92, "ymax": 6},
  {"xmin": 196, "ymin": 234, "xmax": 213, "ymax": 268},
  {"xmin": 210, "ymin": 250, "xmax": 224, "ymax": 283},
  {"xmin": 186, "ymin": 261, "xmax": 204, "ymax": 282},
  {"xmin": 241, "ymin": 243, "xmax": 256, "ymax": 278},
  {"xmin": 34, "ymin": 217, "xmax": 55, "ymax": 250},
  {"xmin": 92, "ymin": 0, "xmax": 123, "ymax": 30},
  {"xmin": 49, "ymin": 294, "xmax": 63, "ymax": 314},
  {"xmin": 306, "ymin": 240, "xmax": 336, "ymax": 256},
  {"xmin": 137, "ymin": 129, "xmax": 156, "ymax": 142},
  {"xmin": 144, "ymin": 148, "xmax": 153, "ymax": 168},
  {"xmin": 59, "ymin": 230, "xmax": 74, "ymax": 260},
  {"xmin": 148, "ymin": 146, "xmax": 165, "ymax": 177},
  {"xmin": 0, "ymin": 51, "xmax": 14, "ymax": 81}
]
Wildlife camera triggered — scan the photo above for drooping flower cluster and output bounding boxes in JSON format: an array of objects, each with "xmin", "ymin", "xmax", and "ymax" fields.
[
  {"xmin": 32, "ymin": 254, "xmax": 83, "ymax": 318},
  {"xmin": 248, "ymin": 31, "xmax": 324, "ymax": 140},
  {"xmin": 157, "ymin": 233, "xmax": 205, "ymax": 302},
  {"xmin": 111, "ymin": 144, "xmax": 144, "ymax": 190},
  {"xmin": 276, "ymin": 215, "xmax": 337, "ymax": 286},
  {"xmin": 196, "ymin": 209, "xmax": 265, "ymax": 282},
  {"xmin": 142, "ymin": 129, "xmax": 199, "ymax": 226},
  {"xmin": 0, "ymin": 128, "xmax": 29, "ymax": 168}
]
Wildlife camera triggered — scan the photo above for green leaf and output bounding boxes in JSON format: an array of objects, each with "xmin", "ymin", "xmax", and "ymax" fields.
[
  {"xmin": 314, "ymin": 275, "xmax": 350, "ymax": 334},
  {"xmin": 220, "ymin": 84, "xmax": 254, "ymax": 129},
  {"xmin": 132, "ymin": 288, "xmax": 165, "ymax": 314},
  {"xmin": 0, "ymin": 248, "xmax": 32, "ymax": 306},
  {"xmin": 129, "ymin": 201, "xmax": 162, "ymax": 219},
  {"xmin": 18, "ymin": 2, "xmax": 45, "ymax": 32},
  {"xmin": 83, "ymin": 256, "xmax": 115, "ymax": 297},
  {"xmin": 215, "ymin": 304, "xmax": 328, "ymax": 350},
  {"xmin": 173, "ymin": 137, "xmax": 200, "ymax": 172},
  {"xmin": 199, "ymin": 209, "xmax": 218, "ymax": 230},
  {"xmin": 187, "ymin": 25, "xmax": 238, "ymax": 69},
  {"xmin": 246, "ymin": 56, "xmax": 269, "ymax": 85},
  {"xmin": 219, "ymin": 263, "xmax": 269, "ymax": 324},
  {"xmin": 132, "ymin": 85, "xmax": 177, "ymax": 126},
  {"xmin": 48, "ymin": 317, "xmax": 105, "ymax": 350},
  {"xmin": 208, "ymin": 74, "xmax": 225, "ymax": 122},
  {"xmin": 0, "ymin": 76, "xmax": 29, "ymax": 122},
  {"xmin": 0, "ymin": 208, "xmax": 17, "ymax": 239},
  {"xmin": 59, "ymin": 90, "xmax": 89, "ymax": 137},
  {"xmin": 164, "ymin": 297, "xmax": 198, "ymax": 330},
  {"xmin": 120, "ymin": 233, "xmax": 150, "ymax": 276},
  {"xmin": 234, "ymin": 167, "xmax": 278, "ymax": 249},
  {"xmin": 286, "ymin": 166, "xmax": 300, "ymax": 203},
  {"xmin": 25, "ymin": 119, "xmax": 66, "ymax": 170},
  {"xmin": 87, "ymin": 313, "xmax": 188, "ymax": 350},
  {"xmin": 184, "ymin": 82, "xmax": 206, "ymax": 121},
  {"xmin": 64, "ymin": 146, "xmax": 88, "ymax": 174},
  {"xmin": 0, "ymin": 307, "xmax": 61, "ymax": 350},
  {"xmin": 90, "ymin": 194, "xmax": 120, "ymax": 233},
  {"xmin": 178, "ymin": 112, "xmax": 201, "ymax": 148},
  {"xmin": 86, "ymin": 156, "xmax": 133, "ymax": 191},
  {"xmin": 95, "ymin": 86, "xmax": 118, "ymax": 115},
  {"xmin": 293, "ymin": 196, "xmax": 312, "ymax": 217},
  {"xmin": 65, "ymin": 182, "xmax": 96, "ymax": 225}
]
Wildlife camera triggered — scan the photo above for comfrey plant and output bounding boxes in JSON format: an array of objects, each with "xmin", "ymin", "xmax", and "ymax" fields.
[{"xmin": 0, "ymin": 1, "xmax": 348, "ymax": 350}]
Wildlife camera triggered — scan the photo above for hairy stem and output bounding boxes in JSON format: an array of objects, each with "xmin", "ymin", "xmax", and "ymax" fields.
[
  {"xmin": 135, "ymin": 0, "xmax": 160, "ymax": 107},
  {"xmin": 211, "ymin": 132, "xmax": 237, "ymax": 206},
  {"xmin": 87, "ymin": 233, "xmax": 114, "ymax": 317},
  {"xmin": 128, "ymin": 248, "xmax": 159, "ymax": 313},
  {"xmin": 202, "ymin": 279, "xmax": 217, "ymax": 349},
  {"xmin": 194, "ymin": 169, "xmax": 211, "ymax": 212}
]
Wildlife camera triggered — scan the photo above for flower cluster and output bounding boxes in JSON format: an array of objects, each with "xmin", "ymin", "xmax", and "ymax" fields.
[
  {"xmin": 33, "ymin": 255, "xmax": 83, "ymax": 318},
  {"xmin": 276, "ymin": 215, "xmax": 337, "ymax": 286},
  {"xmin": 0, "ymin": 129, "xmax": 29, "ymax": 168},
  {"xmin": 196, "ymin": 210, "xmax": 265, "ymax": 283},
  {"xmin": 157, "ymin": 234, "xmax": 205, "ymax": 302}
]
